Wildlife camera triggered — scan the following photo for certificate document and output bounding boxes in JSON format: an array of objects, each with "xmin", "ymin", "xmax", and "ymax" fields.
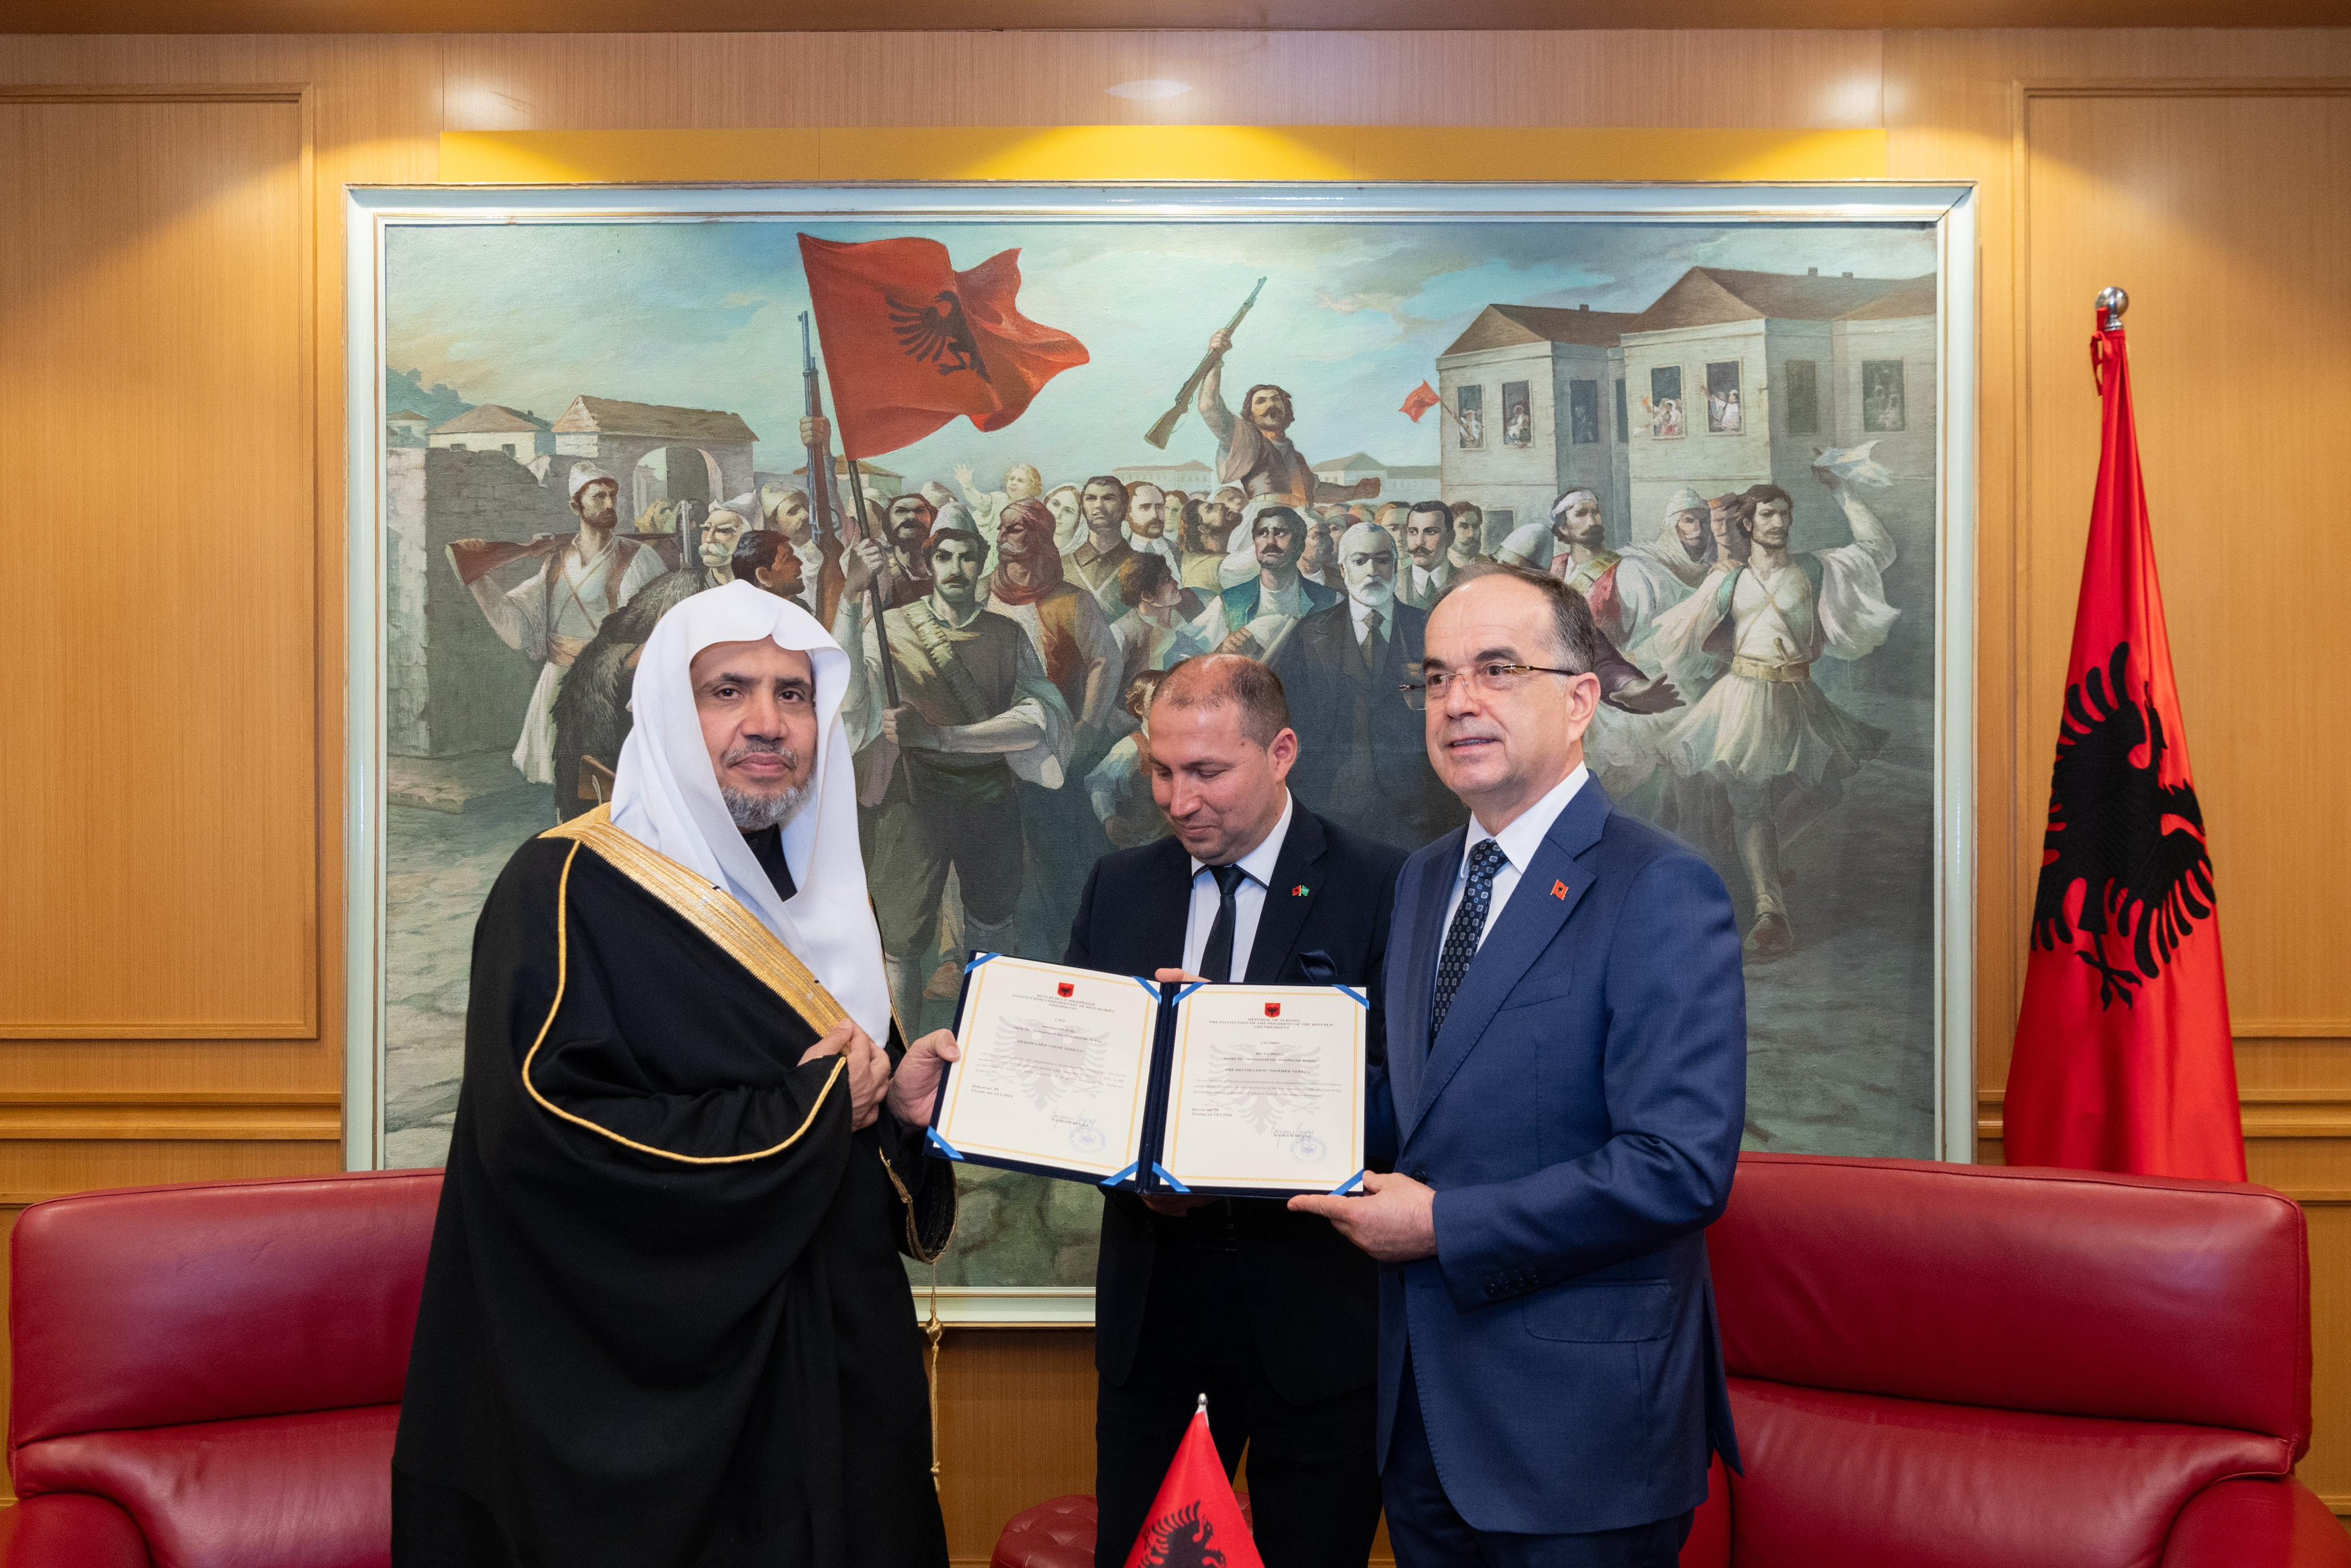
[
  {"xmin": 926, "ymin": 954, "xmax": 1369, "ymax": 1198},
  {"xmin": 1161, "ymin": 985, "xmax": 1365, "ymax": 1194},
  {"xmin": 931, "ymin": 955, "xmax": 1159, "ymax": 1182}
]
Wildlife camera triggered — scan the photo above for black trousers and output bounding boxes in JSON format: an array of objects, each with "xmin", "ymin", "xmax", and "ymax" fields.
[
  {"xmin": 1382, "ymin": 1357, "xmax": 1693, "ymax": 1568},
  {"xmin": 1095, "ymin": 1241, "xmax": 1383, "ymax": 1568}
]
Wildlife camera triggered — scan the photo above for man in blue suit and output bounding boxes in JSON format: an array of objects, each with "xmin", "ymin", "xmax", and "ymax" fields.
[{"xmin": 1293, "ymin": 562, "xmax": 1746, "ymax": 1567}]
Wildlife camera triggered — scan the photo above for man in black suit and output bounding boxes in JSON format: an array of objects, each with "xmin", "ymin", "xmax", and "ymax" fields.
[
  {"xmin": 1271, "ymin": 519, "xmax": 1466, "ymax": 854},
  {"xmin": 1066, "ymin": 654, "xmax": 1407, "ymax": 1568}
]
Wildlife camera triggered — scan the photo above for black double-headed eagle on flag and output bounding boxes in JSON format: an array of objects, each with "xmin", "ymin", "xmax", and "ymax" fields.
[
  {"xmin": 887, "ymin": 289, "xmax": 992, "ymax": 383},
  {"xmin": 2029, "ymin": 642, "xmax": 2216, "ymax": 1010}
]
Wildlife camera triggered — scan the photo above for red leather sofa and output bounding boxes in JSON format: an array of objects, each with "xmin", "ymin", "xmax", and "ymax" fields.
[
  {"xmin": 2, "ymin": 1169, "xmax": 443, "ymax": 1568},
  {"xmin": 996, "ymin": 1155, "xmax": 2351, "ymax": 1568}
]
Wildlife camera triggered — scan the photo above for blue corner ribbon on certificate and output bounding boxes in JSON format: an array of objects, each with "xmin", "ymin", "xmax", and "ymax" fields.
[
  {"xmin": 963, "ymin": 952, "xmax": 1000, "ymax": 973},
  {"xmin": 1133, "ymin": 976, "xmax": 1161, "ymax": 1000},
  {"xmin": 1334, "ymin": 985, "xmax": 1368, "ymax": 1008},
  {"xmin": 1329, "ymin": 1169, "xmax": 1367, "ymax": 1196},
  {"xmin": 1171, "ymin": 981, "xmax": 1208, "ymax": 1005},
  {"xmin": 926, "ymin": 1130, "xmax": 967, "ymax": 1161},
  {"xmin": 1151, "ymin": 1164, "xmax": 1190, "ymax": 1193},
  {"xmin": 1101, "ymin": 1161, "xmax": 1141, "ymax": 1189}
]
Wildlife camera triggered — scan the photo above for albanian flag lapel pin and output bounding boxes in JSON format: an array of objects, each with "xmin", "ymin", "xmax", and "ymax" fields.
[
  {"xmin": 1551, "ymin": 880, "xmax": 1570, "ymax": 900},
  {"xmin": 1291, "ymin": 884, "xmax": 1310, "ymax": 898}
]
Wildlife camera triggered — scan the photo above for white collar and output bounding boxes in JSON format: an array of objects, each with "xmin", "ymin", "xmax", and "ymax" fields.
[
  {"xmin": 1462, "ymin": 764, "xmax": 1590, "ymax": 879},
  {"xmin": 1347, "ymin": 593, "xmax": 1393, "ymax": 635},
  {"xmin": 1192, "ymin": 791, "xmax": 1294, "ymax": 884}
]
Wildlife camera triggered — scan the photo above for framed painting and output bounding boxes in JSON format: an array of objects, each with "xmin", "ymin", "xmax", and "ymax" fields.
[{"xmin": 344, "ymin": 180, "xmax": 1979, "ymax": 1324}]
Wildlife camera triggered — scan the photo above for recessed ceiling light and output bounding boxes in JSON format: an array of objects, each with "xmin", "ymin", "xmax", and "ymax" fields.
[{"xmin": 1105, "ymin": 80, "xmax": 1193, "ymax": 102}]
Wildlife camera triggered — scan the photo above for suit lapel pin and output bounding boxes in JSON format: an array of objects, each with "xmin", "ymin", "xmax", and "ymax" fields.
[
  {"xmin": 1291, "ymin": 884, "xmax": 1310, "ymax": 898},
  {"xmin": 1551, "ymin": 880, "xmax": 1569, "ymax": 900}
]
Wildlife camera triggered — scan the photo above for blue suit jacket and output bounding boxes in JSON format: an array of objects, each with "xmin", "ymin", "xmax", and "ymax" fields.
[{"xmin": 1380, "ymin": 780, "xmax": 1746, "ymax": 1535}]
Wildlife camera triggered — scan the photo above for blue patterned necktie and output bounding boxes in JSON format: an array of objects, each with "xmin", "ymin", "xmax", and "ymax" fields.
[{"xmin": 1431, "ymin": 840, "xmax": 1510, "ymax": 1044}]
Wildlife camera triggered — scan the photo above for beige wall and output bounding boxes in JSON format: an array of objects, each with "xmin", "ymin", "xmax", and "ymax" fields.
[{"xmin": 1, "ymin": 27, "xmax": 2346, "ymax": 1560}]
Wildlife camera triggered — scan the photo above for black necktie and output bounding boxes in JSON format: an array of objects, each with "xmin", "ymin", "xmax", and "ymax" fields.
[
  {"xmin": 1431, "ymin": 840, "xmax": 1509, "ymax": 1043},
  {"xmin": 1197, "ymin": 864, "xmax": 1249, "ymax": 984}
]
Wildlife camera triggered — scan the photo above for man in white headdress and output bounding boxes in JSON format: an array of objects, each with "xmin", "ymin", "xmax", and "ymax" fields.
[
  {"xmin": 448, "ymin": 461, "xmax": 667, "ymax": 798},
  {"xmin": 394, "ymin": 582, "xmax": 959, "ymax": 1568}
]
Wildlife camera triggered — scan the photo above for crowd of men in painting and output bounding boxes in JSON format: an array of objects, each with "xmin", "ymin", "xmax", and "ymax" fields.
[{"xmin": 431, "ymin": 323, "xmax": 1903, "ymax": 1024}]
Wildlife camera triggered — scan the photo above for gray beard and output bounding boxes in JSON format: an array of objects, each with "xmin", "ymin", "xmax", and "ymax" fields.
[{"xmin": 722, "ymin": 781, "xmax": 811, "ymax": 832}]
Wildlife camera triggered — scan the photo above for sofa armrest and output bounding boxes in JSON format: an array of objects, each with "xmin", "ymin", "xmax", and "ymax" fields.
[
  {"xmin": 0, "ymin": 1493, "xmax": 152, "ymax": 1567},
  {"xmin": 2163, "ymin": 1478, "xmax": 2351, "ymax": 1567}
]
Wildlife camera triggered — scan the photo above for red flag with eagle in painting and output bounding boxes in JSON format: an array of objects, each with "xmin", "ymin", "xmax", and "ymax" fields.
[
  {"xmin": 2003, "ymin": 308, "xmax": 2245, "ymax": 1181},
  {"xmin": 1120, "ymin": 1406, "xmax": 1263, "ymax": 1568},
  {"xmin": 797, "ymin": 233, "xmax": 1088, "ymax": 460}
]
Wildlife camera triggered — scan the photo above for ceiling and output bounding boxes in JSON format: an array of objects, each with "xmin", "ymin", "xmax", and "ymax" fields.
[{"xmin": 6, "ymin": 0, "xmax": 2345, "ymax": 32}]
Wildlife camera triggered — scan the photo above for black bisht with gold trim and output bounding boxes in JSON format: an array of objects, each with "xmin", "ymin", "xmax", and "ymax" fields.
[{"xmin": 392, "ymin": 810, "xmax": 953, "ymax": 1568}]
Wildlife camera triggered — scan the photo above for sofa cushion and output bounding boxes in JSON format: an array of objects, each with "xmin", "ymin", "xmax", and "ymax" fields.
[
  {"xmin": 11, "ymin": 1404, "xmax": 398, "ymax": 1568},
  {"xmin": 0, "ymin": 1492, "xmax": 152, "ymax": 1568},
  {"xmin": 992, "ymin": 1495, "xmax": 1098, "ymax": 1568},
  {"xmin": 10, "ymin": 1171, "xmax": 441, "ymax": 1447},
  {"xmin": 1724, "ymin": 1378, "xmax": 2292, "ymax": 1568},
  {"xmin": 1709, "ymin": 1156, "xmax": 2309, "ymax": 1448}
]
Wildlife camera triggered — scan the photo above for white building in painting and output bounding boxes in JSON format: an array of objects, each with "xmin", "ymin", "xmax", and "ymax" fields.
[
  {"xmin": 1112, "ymin": 457, "xmax": 1216, "ymax": 494},
  {"xmin": 427, "ymin": 403, "xmax": 547, "ymax": 462},
  {"xmin": 550, "ymin": 395, "xmax": 760, "ymax": 514},
  {"xmin": 1436, "ymin": 273, "xmax": 1934, "ymax": 565},
  {"xmin": 1436, "ymin": 304, "xmax": 1640, "ymax": 549}
]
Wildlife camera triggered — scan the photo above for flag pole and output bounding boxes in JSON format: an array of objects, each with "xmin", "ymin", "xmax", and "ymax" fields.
[
  {"xmin": 2097, "ymin": 284, "xmax": 2128, "ymax": 331},
  {"xmin": 840, "ymin": 457, "xmax": 901, "ymax": 709}
]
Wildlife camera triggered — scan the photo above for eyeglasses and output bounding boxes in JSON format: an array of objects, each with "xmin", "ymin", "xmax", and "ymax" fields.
[{"xmin": 1399, "ymin": 662, "xmax": 1584, "ymax": 711}]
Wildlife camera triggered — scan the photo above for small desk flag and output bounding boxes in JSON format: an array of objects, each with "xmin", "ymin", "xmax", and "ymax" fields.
[{"xmin": 1119, "ymin": 1402, "xmax": 1263, "ymax": 1568}]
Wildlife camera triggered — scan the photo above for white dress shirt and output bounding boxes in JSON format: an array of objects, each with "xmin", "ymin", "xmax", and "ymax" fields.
[
  {"xmin": 1181, "ymin": 792, "xmax": 1295, "ymax": 982},
  {"xmin": 1437, "ymin": 764, "xmax": 1590, "ymax": 965},
  {"xmin": 1347, "ymin": 594, "xmax": 1391, "ymax": 646}
]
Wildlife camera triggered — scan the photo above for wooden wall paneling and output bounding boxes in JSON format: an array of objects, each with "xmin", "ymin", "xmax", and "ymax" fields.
[
  {"xmin": 2019, "ymin": 81, "xmax": 2351, "ymax": 1034},
  {"xmin": 0, "ymin": 86, "xmax": 315, "ymax": 1040},
  {"xmin": 429, "ymin": 29, "xmax": 1886, "ymax": 133}
]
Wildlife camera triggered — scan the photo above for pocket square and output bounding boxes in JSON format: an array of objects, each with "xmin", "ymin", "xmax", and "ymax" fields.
[{"xmin": 1298, "ymin": 949, "xmax": 1339, "ymax": 984}]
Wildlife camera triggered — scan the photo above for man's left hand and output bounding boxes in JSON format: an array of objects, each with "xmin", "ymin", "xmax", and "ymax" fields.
[
  {"xmin": 800, "ymin": 1019, "xmax": 893, "ymax": 1131},
  {"xmin": 885, "ymin": 1028, "xmax": 961, "ymax": 1128},
  {"xmin": 1288, "ymin": 1170, "xmax": 1438, "ymax": 1262}
]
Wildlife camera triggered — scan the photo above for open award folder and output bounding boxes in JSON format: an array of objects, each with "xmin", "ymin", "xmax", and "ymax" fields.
[{"xmin": 922, "ymin": 953, "xmax": 1369, "ymax": 1200}]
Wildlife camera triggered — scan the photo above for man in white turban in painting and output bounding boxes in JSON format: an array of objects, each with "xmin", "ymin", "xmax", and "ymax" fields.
[{"xmin": 448, "ymin": 461, "xmax": 667, "ymax": 799}]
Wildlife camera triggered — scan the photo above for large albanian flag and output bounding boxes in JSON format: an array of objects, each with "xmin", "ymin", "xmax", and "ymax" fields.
[
  {"xmin": 2004, "ymin": 308, "xmax": 2245, "ymax": 1181},
  {"xmin": 797, "ymin": 233, "xmax": 1088, "ymax": 460}
]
